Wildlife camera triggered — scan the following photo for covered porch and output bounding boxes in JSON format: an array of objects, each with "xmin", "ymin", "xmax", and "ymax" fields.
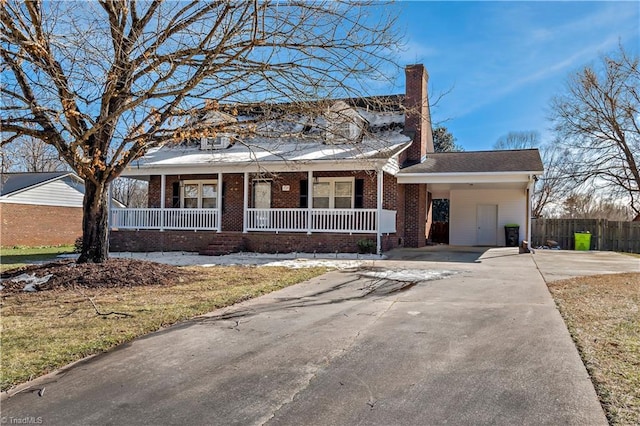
[
  {"xmin": 110, "ymin": 206, "xmax": 396, "ymax": 234},
  {"xmin": 110, "ymin": 167, "xmax": 399, "ymax": 254}
]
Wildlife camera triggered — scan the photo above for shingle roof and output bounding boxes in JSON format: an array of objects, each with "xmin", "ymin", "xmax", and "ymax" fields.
[
  {"xmin": 399, "ymin": 149, "xmax": 544, "ymax": 174},
  {"xmin": 0, "ymin": 172, "xmax": 72, "ymax": 196}
]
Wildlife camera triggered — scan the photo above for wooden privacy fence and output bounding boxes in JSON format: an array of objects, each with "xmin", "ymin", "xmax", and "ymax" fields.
[{"xmin": 532, "ymin": 219, "xmax": 640, "ymax": 253}]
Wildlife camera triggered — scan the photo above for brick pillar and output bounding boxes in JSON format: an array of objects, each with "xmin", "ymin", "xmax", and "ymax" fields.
[
  {"xmin": 403, "ymin": 183, "xmax": 427, "ymax": 248},
  {"xmin": 401, "ymin": 64, "xmax": 434, "ymax": 166}
]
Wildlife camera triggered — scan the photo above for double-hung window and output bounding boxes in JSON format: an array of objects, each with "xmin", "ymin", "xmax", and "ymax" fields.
[
  {"xmin": 312, "ymin": 178, "xmax": 354, "ymax": 209},
  {"xmin": 181, "ymin": 180, "xmax": 217, "ymax": 208}
]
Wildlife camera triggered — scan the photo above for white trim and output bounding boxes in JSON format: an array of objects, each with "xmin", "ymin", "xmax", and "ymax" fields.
[
  {"xmin": 181, "ymin": 179, "xmax": 218, "ymax": 209},
  {"xmin": 0, "ymin": 199, "xmax": 83, "ymax": 207},
  {"xmin": 122, "ymin": 159, "xmax": 391, "ymax": 177},
  {"xmin": 160, "ymin": 175, "xmax": 166, "ymax": 230},
  {"xmin": 243, "ymin": 172, "xmax": 249, "ymax": 233},
  {"xmin": 397, "ymin": 171, "xmax": 544, "ymax": 185},
  {"xmin": 307, "ymin": 170, "xmax": 313, "ymax": 235},
  {"xmin": 312, "ymin": 177, "xmax": 355, "ymax": 209},
  {"xmin": 217, "ymin": 172, "xmax": 223, "ymax": 232}
]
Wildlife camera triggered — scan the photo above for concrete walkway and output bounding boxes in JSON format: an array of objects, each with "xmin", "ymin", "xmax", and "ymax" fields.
[{"xmin": 2, "ymin": 248, "xmax": 626, "ymax": 425}]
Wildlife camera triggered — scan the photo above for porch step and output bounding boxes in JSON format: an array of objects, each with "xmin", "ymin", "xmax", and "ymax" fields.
[{"xmin": 199, "ymin": 234, "xmax": 245, "ymax": 256}]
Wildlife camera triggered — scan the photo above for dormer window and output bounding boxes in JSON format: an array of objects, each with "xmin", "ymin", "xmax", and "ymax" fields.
[
  {"xmin": 200, "ymin": 134, "xmax": 231, "ymax": 150},
  {"xmin": 329, "ymin": 121, "xmax": 358, "ymax": 141},
  {"xmin": 323, "ymin": 101, "xmax": 365, "ymax": 144}
]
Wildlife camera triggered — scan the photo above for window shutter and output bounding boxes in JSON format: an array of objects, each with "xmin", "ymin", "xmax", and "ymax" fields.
[
  {"xmin": 354, "ymin": 179, "xmax": 364, "ymax": 208},
  {"xmin": 300, "ymin": 180, "xmax": 308, "ymax": 208},
  {"xmin": 172, "ymin": 182, "xmax": 180, "ymax": 208}
]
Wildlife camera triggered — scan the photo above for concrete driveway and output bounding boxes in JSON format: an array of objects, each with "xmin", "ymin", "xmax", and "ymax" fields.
[{"xmin": 4, "ymin": 248, "xmax": 635, "ymax": 425}]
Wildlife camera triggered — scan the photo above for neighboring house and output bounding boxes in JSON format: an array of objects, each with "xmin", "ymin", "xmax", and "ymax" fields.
[
  {"xmin": 1, "ymin": 172, "xmax": 85, "ymax": 247},
  {"xmin": 110, "ymin": 64, "xmax": 544, "ymax": 254},
  {"xmin": 0, "ymin": 172, "xmax": 124, "ymax": 247}
]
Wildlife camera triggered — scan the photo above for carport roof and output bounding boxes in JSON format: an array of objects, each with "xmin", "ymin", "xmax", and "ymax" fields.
[{"xmin": 399, "ymin": 149, "xmax": 544, "ymax": 174}]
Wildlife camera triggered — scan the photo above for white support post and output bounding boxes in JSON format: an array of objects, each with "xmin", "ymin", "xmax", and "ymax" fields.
[
  {"xmin": 243, "ymin": 172, "xmax": 249, "ymax": 233},
  {"xmin": 217, "ymin": 172, "xmax": 223, "ymax": 232},
  {"xmin": 376, "ymin": 170, "xmax": 383, "ymax": 255},
  {"xmin": 160, "ymin": 174, "xmax": 166, "ymax": 231},
  {"xmin": 307, "ymin": 170, "xmax": 313, "ymax": 235},
  {"xmin": 526, "ymin": 176, "xmax": 534, "ymax": 247}
]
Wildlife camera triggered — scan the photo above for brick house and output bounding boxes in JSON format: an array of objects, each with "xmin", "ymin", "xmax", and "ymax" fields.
[
  {"xmin": 1, "ymin": 172, "xmax": 86, "ymax": 247},
  {"xmin": 110, "ymin": 64, "xmax": 544, "ymax": 254}
]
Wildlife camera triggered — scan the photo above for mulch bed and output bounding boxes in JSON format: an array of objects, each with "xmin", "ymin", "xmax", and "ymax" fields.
[{"xmin": 1, "ymin": 259, "xmax": 188, "ymax": 294}]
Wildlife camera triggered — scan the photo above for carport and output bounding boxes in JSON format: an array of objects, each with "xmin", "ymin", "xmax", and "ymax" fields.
[{"xmin": 397, "ymin": 149, "xmax": 544, "ymax": 247}]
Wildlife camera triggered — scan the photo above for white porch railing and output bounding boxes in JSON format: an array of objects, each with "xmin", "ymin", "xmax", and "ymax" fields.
[
  {"xmin": 246, "ymin": 208, "xmax": 397, "ymax": 233},
  {"xmin": 110, "ymin": 208, "xmax": 397, "ymax": 234},
  {"xmin": 110, "ymin": 208, "xmax": 219, "ymax": 230}
]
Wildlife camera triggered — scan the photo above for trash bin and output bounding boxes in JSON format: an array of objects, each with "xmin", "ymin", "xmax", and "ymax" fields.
[
  {"xmin": 574, "ymin": 232, "xmax": 591, "ymax": 251},
  {"xmin": 504, "ymin": 224, "xmax": 519, "ymax": 247}
]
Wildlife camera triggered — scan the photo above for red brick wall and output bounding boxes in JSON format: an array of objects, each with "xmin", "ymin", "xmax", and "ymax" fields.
[
  {"xmin": 1, "ymin": 203, "xmax": 83, "ymax": 247},
  {"xmin": 222, "ymin": 174, "xmax": 244, "ymax": 231},
  {"xmin": 109, "ymin": 230, "xmax": 223, "ymax": 252},
  {"xmin": 403, "ymin": 184, "xmax": 427, "ymax": 248},
  {"xmin": 110, "ymin": 230, "xmax": 401, "ymax": 254}
]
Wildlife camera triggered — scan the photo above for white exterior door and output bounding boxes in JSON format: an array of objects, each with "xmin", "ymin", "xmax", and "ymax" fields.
[
  {"xmin": 253, "ymin": 181, "xmax": 271, "ymax": 227},
  {"xmin": 477, "ymin": 204, "xmax": 498, "ymax": 246}
]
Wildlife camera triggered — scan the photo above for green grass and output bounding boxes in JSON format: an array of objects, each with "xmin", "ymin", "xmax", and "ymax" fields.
[
  {"xmin": 0, "ymin": 265, "xmax": 327, "ymax": 392},
  {"xmin": 0, "ymin": 245, "xmax": 75, "ymax": 271}
]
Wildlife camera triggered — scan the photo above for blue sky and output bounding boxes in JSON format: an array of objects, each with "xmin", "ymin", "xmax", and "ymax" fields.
[{"xmin": 375, "ymin": 1, "xmax": 640, "ymax": 151}]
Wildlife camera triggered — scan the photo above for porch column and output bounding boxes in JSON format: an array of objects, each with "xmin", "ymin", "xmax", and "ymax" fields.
[
  {"xmin": 160, "ymin": 174, "xmax": 166, "ymax": 231},
  {"xmin": 217, "ymin": 172, "xmax": 223, "ymax": 232},
  {"xmin": 376, "ymin": 170, "xmax": 383, "ymax": 255},
  {"xmin": 307, "ymin": 170, "xmax": 313, "ymax": 234},
  {"xmin": 526, "ymin": 176, "xmax": 534, "ymax": 246},
  {"xmin": 243, "ymin": 172, "xmax": 249, "ymax": 233}
]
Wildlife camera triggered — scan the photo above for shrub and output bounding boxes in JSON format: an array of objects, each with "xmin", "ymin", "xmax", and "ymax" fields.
[{"xmin": 357, "ymin": 239, "xmax": 376, "ymax": 254}]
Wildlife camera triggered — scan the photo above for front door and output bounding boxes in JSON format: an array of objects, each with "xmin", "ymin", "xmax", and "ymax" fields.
[
  {"xmin": 253, "ymin": 181, "xmax": 271, "ymax": 227},
  {"xmin": 477, "ymin": 204, "xmax": 498, "ymax": 246}
]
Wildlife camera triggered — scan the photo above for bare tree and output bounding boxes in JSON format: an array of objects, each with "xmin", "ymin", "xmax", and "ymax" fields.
[
  {"xmin": 551, "ymin": 45, "xmax": 640, "ymax": 216},
  {"xmin": 531, "ymin": 143, "xmax": 577, "ymax": 218},
  {"xmin": 560, "ymin": 192, "xmax": 634, "ymax": 220},
  {"xmin": 2, "ymin": 136, "xmax": 67, "ymax": 172},
  {"xmin": 1, "ymin": 0, "xmax": 402, "ymax": 262},
  {"xmin": 111, "ymin": 177, "xmax": 148, "ymax": 208},
  {"xmin": 493, "ymin": 131, "xmax": 540, "ymax": 150},
  {"xmin": 492, "ymin": 130, "xmax": 571, "ymax": 218}
]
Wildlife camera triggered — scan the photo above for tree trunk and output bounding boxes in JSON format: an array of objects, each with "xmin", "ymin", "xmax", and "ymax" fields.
[{"xmin": 77, "ymin": 180, "xmax": 110, "ymax": 263}]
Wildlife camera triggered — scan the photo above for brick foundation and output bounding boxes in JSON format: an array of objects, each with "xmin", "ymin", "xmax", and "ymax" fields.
[
  {"xmin": 109, "ymin": 230, "xmax": 401, "ymax": 254},
  {"xmin": 1, "ymin": 203, "xmax": 83, "ymax": 247}
]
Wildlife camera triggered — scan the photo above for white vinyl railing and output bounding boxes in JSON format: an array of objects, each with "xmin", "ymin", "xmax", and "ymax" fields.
[
  {"xmin": 111, "ymin": 208, "xmax": 397, "ymax": 234},
  {"xmin": 246, "ymin": 208, "xmax": 397, "ymax": 234},
  {"xmin": 110, "ymin": 208, "xmax": 219, "ymax": 230}
]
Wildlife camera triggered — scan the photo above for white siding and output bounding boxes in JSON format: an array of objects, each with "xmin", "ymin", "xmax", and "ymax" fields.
[
  {"xmin": 449, "ymin": 188, "xmax": 526, "ymax": 246},
  {"xmin": 3, "ymin": 176, "xmax": 85, "ymax": 208}
]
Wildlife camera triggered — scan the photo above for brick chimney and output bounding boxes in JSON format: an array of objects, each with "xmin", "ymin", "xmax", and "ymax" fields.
[{"xmin": 402, "ymin": 64, "xmax": 434, "ymax": 165}]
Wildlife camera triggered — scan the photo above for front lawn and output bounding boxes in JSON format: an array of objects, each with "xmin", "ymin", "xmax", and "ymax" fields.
[
  {"xmin": 1, "ymin": 264, "xmax": 326, "ymax": 392},
  {"xmin": 0, "ymin": 245, "xmax": 75, "ymax": 272},
  {"xmin": 548, "ymin": 272, "xmax": 640, "ymax": 425}
]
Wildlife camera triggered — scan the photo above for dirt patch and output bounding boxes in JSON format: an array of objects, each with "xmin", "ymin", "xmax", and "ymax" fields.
[{"xmin": 1, "ymin": 259, "xmax": 188, "ymax": 294}]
